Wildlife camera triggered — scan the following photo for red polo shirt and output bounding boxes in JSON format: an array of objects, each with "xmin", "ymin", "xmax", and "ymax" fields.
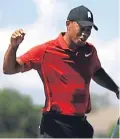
[{"xmin": 18, "ymin": 32, "xmax": 101, "ymax": 116}]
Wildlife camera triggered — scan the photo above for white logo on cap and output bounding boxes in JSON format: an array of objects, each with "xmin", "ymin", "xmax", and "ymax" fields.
[{"xmin": 88, "ymin": 11, "xmax": 91, "ymax": 18}]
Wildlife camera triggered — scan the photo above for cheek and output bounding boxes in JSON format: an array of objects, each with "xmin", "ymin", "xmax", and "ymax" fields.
[
  {"xmin": 68, "ymin": 26, "xmax": 74, "ymax": 34},
  {"xmin": 85, "ymin": 30, "xmax": 91, "ymax": 36},
  {"xmin": 69, "ymin": 27, "xmax": 76, "ymax": 36},
  {"xmin": 69, "ymin": 25, "xmax": 80, "ymax": 38},
  {"xmin": 75, "ymin": 27, "xmax": 82, "ymax": 37},
  {"xmin": 72, "ymin": 27, "xmax": 80, "ymax": 37},
  {"xmin": 86, "ymin": 32, "xmax": 91, "ymax": 38}
]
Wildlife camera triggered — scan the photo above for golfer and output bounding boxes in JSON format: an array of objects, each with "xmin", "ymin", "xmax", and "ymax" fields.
[{"xmin": 3, "ymin": 5, "xmax": 119, "ymax": 138}]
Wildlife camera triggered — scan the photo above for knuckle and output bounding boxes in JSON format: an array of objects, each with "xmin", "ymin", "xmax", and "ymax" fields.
[
  {"xmin": 11, "ymin": 36, "xmax": 15, "ymax": 39},
  {"xmin": 12, "ymin": 32, "xmax": 15, "ymax": 35},
  {"xmin": 11, "ymin": 34, "xmax": 15, "ymax": 37},
  {"xmin": 13, "ymin": 33, "xmax": 17, "ymax": 37}
]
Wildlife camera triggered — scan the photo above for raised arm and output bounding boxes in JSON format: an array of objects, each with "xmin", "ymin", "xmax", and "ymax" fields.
[
  {"xmin": 3, "ymin": 29, "xmax": 25, "ymax": 74},
  {"xmin": 3, "ymin": 29, "xmax": 48, "ymax": 75}
]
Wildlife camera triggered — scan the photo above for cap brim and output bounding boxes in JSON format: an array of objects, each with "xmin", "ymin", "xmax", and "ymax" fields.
[{"xmin": 77, "ymin": 21, "xmax": 98, "ymax": 31}]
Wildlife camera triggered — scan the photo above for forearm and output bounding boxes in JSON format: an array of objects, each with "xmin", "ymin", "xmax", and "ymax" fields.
[
  {"xmin": 92, "ymin": 68, "xmax": 119, "ymax": 94},
  {"xmin": 3, "ymin": 44, "xmax": 18, "ymax": 74}
]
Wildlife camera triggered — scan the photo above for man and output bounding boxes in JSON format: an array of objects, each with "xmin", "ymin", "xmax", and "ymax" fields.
[{"xmin": 3, "ymin": 5, "xmax": 119, "ymax": 138}]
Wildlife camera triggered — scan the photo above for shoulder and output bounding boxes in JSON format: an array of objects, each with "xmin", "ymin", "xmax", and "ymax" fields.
[
  {"xmin": 39, "ymin": 38, "xmax": 59, "ymax": 49},
  {"xmin": 46, "ymin": 38, "xmax": 59, "ymax": 48},
  {"xmin": 29, "ymin": 39, "xmax": 56, "ymax": 52}
]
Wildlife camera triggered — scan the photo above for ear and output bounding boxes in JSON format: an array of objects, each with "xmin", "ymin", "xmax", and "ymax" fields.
[{"xmin": 66, "ymin": 20, "xmax": 71, "ymax": 27}]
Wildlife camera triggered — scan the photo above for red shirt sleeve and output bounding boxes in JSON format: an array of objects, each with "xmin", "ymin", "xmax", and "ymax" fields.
[
  {"xmin": 17, "ymin": 44, "xmax": 47, "ymax": 72},
  {"xmin": 93, "ymin": 47, "xmax": 101, "ymax": 73}
]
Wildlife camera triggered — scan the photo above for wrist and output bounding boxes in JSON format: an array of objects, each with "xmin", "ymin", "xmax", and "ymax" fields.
[{"xmin": 9, "ymin": 44, "xmax": 19, "ymax": 51}]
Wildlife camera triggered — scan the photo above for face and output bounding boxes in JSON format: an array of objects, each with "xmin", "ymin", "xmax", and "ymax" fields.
[{"xmin": 66, "ymin": 20, "xmax": 92, "ymax": 45}]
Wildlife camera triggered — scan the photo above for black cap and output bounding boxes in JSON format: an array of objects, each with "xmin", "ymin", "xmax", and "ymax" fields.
[{"xmin": 67, "ymin": 5, "xmax": 98, "ymax": 31}]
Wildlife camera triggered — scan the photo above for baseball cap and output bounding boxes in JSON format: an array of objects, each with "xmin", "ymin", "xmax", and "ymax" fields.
[{"xmin": 67, "ymin": 5, "xmax": 98, "ymax": 31}]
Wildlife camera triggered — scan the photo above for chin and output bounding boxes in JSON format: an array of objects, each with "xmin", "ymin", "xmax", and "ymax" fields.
[{"xmin": 77, "ymin": 41, "xmax": 86, "ymax": 46}]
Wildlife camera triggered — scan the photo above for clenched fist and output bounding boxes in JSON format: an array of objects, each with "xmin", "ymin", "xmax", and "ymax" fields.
[{"xmin": 10, "ymin": 29, "xmax": 25, "ymax": 48}]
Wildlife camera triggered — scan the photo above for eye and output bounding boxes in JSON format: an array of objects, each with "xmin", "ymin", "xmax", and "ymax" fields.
[
  {"xmin": 86, "ymin": 28, "xmax": 91, "ymax": 32},
  {"xmin": 80, "ymin": 27, "xmax": 85, "ymax": 32},
  {"xmin": 84, "ymin": 28, "xmax": 91, "ymax": 34}
]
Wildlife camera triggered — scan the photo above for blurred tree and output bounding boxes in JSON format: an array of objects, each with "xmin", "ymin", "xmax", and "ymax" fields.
[
  {"xmin": 0, "ymin": 88, "xmax": 42, "ymax": 138},
  {"xmin": 90, "ymin": 92, "xmax": 111, "ymax": 112}
]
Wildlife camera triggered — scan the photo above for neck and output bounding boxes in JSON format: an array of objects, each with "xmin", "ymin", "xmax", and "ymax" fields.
[{"xmin": 63, "ymin": 32, "xmax": 85, "ymax": 51}]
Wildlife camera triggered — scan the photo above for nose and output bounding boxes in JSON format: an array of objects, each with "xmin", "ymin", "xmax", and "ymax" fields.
[
  {"xmin": 82, "ymin": 32, "xmax": 85, "ymax": 36},
  {"xmin": 81, "ymin": 32, "xmax": 87, "ymax": 37},
  {"xmin": 82, "ymin": 28, "xmax": 91, "ymax": 36}
]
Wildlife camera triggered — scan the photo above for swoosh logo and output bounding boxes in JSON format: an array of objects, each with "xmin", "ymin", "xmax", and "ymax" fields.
[{"xmin": 85, "ymin": 52, "xmax": 92, "ymax": 57}]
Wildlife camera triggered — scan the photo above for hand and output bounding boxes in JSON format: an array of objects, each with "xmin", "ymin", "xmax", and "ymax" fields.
[{"xmin": 10, "ymin": 29, "xmax": 25, "ymax": 48}]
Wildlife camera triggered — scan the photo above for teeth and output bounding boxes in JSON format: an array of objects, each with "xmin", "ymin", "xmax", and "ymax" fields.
[
  {"xmin": 78, "ymin": 37, "xmax": 86, "ymax": 42},
  {"xmin": 80, "ymin": 38, "xmax": 85, "ymax": 41}
]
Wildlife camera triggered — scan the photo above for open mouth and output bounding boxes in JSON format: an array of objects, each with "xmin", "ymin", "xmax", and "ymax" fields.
[{"xmin": 78, "ymin": 37, "xmax": 86, "ymax": 42}]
